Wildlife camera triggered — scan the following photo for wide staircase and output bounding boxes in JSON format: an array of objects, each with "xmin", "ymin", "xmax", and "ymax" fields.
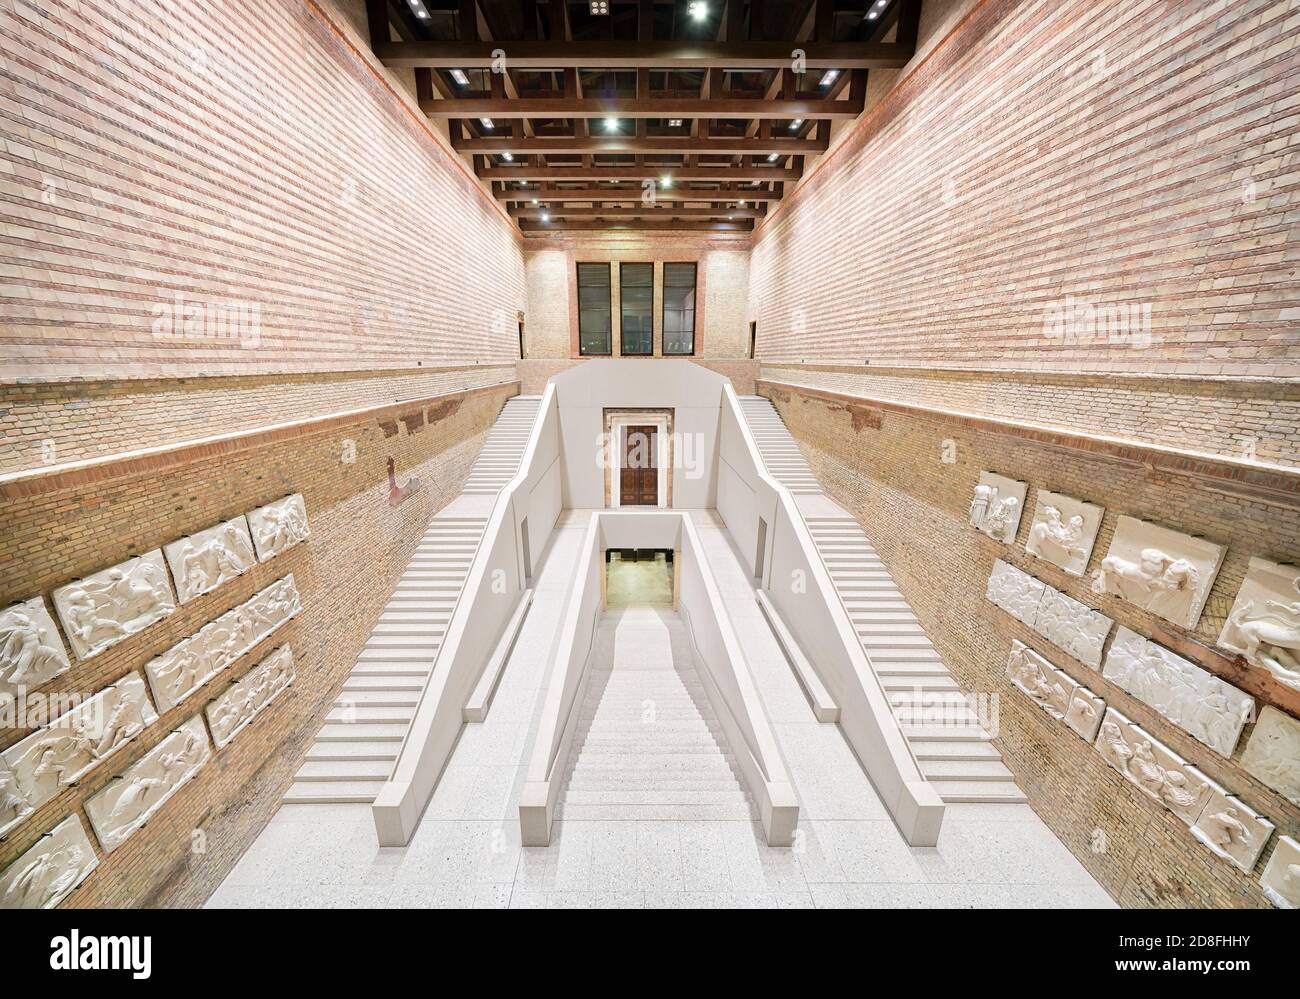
[
  {"xmin": 462, "ymin": 396, "xmax": 540, "ymax": 494},
  {"xmin": 284, "ymin": 395, "xmax": 540, "ymax": 804},
  {"xmin": 738, "ymin": 396, "xmax": 1025, "ymax": 804},
  {"xmin": 557, "ymin": 608, "xmax": 755, "ymax": 822},
  {"xmin": 737, "ymin": 396, "xmax": 822, "ymax": 494}
]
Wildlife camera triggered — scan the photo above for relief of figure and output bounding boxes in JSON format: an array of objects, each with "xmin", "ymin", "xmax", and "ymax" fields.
[
  {"xmin": 969, "ymin": 484, "xmax": 994, "ymax": 528},
  {"xmin": 1278, "ymin": 864, "xmax": 1300, "ymax": 907},
  {"xmin": 1158, "ymin": 771, "xmax": 1205, "ymax": 816},
  {"xmin": 101, "ymin": 730, "xmax": 205, "ymax": 844},
  {"xmin": 255, "ymin": 501, "xmax": 309, "ymax": 557},
  {"xmin": 59, "ymin": 587, "xmax": 128, "ymax": 654},
  {"xmin": 1066, "ymin": 696, "xmax": 1098, "ymax": 734},
  {"xmin": 1092, "ymin": 548, "xmax": 1202, "ymax": 620},
  {"xmin": 1202, "ymin": 807, "xmax": 1252, "ymax": 852},
  {"xmin": 983, "ymin": 496, "xmax": 1020, "ymax": 542},
  {"xmin": 155, "ymin": 643, "xmax": 208, "ymax": 704},
  {"xmin": 176, "ymin": 524, "xmax": 254, "ymax": 600},
  {"xmin": 1226, "ymin": 577, "xmax": 1300, "ymax": 686},
  {"xmin": 1098, "ymin": 721, "xmax": 1133, "ymax": 773},
  {"xmin": 93, "ymin": 693, "xmax": 149, "ymax": 759},
  {"xmin": 0, "ymin": 611, "xmax": 67, "ymax": 688},
  {"xmin": 0, "ymin": 767, "xmax": 33, "ymax": 828},
  {"xmin": 0, "ymin": 839, "xmax": 90, "ymax": 909},
  {"xmin": 1129, "ymin": 740, "xmax": 1168, "ymax": 798},
  {"xmin": 1027, "ymin": 507, "xmax": 1087, "ymax": 563}
]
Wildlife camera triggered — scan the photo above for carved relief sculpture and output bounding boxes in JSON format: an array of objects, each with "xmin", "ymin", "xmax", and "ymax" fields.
[
  {"xmin": 969, "ymin": 472, "xmax": 1028, "ymax": 544},
  {"xmin": 247, "ymin": 494, "xmax": 310, "ymax": 561},
  {"xmin": 1092, "ymin": 707, "xmax": 1214, "ymax": 825},
  {"xmin": 1090, "ymin": 516, "xmax": 1224, "ymax": 629},
  {"xmin": 1240, "ymin": 706, "xmax": 1300, "ymax": 806},
  {"xmin": 145, "ymin": 574, "xmax": 302, "ymax": 713},
  {"xmin": 1005, "ymin": 640, "xmax": 1077, "ymax": 720},
  {"xmin": 0, "ymin": 759, "xmax": 35, "ymax": 838},
  {"xmin": 1024, "ymin": 489, "xmax": 1104, "ymax": 577},
  {"xmin": 52, "ymin": 552, "xmax": 176, "ymax": 660},
  {"xmin": 85, "ymin": 716, "xmax": 211, "ymax": 853},
  {"xmin": 1064, "ymin": 686, "xmax": 1106, "ymax": 742},
  {"xmin": 0, "ymin": 814, "xmax": 99, "ymax": 909},
  {"xmin": 2, "ymin": 673, "xmax": 160, "ymax": 820},
  {"xmin": 1190, "ymin": 785, "xmax": 1274, "ymax": 874},
  {"xmin": 1032, "ymin": 587, "xmax": 1112, "ymax": 668},
  {"xmin": 1260, "ymin": 834, "xmax": 1300, "ymax": 909},
  {"xmin": 1218, "ymin": 557, "xmax": 1300, "ymax": 691},
  {"xmin": 986, "ymin": 559, "xmax": 1046, "ymax": 625},
  {"xmin": 0, "ymin": 597, "xmax": 72, "ymax": 710},
  {"xmin": 164, "ymin": 516, "xmax": 257, "ymax": 603},
  {"xmin": 205, "ymin": 645, "xmax": 296, "ymax": 749},
  {"xmin": 1102, "ymin": 627, "xmax": 1254, "ymax": 757}
]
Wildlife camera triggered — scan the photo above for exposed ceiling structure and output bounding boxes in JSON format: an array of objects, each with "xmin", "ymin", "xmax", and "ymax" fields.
[{"xmin": 366, "ymin": 1, "xmax": 921, "ymax": 232}]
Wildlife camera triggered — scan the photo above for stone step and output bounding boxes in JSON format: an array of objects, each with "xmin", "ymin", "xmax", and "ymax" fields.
[
  {"xmin": 858, "ymin": 634, "xmax": 935, "ymax": 649},
  {"xmin": 931, "ymin": 780, "xmax": 1027, "ymax": 804},
  {"xmin": 342, "ymin": 676, "xmax": 425, "ymax": 693},
  {"xmin": 874, "ymin": 663, "xmax": 951, "ymax": 678},
  {"xmin": 295, "ymin": 760, "xmax": 393, "ymax": 781},
  {"xmin": 901, "ymin": 725, "xmax": 990, "ymax": 742},
  {"xmin": 314, "ymin": 723, "xmax": 408, "ymax": 741},
  {"xmin": 356, "ymin": 647, "xmax": 439, "ymax": 663},
  {"xmin": 909, "ymin": 740, "xmax": 1002, "ymax": 761},
  {"xmin": 305, "ymin": 742, "xmax": 400, "ymax": 762},
  {"xmin": 334, "ymin": 690, "xmax": 420, "ymax": 707},
  {"xmin": 561, "ymin": 788, "xmax": 751, "ymax": 806},
  {"xmin": 350, "ymin": 664, "xmax": 431, "ymax": 678},
  {"xmin": 881, "ymin": 676, "xmax": 961, "ymax": 693},
  {"xmin": 553, "ymin": 802, "xmax": 757, "ymax": 821},
  {"xmin": 920, "ymin": 759, "xmax": 1015, "ymax": 782},
  {"xmin": 283, "ymin": 781, "xmax": 385, "ymax": 804},
  {"xmin": 325, "ymin": 706, "xmax": 415, "ymax": 724}
]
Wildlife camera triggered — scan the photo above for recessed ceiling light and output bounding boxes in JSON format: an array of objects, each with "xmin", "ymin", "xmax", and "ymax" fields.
[
  {"xmin": 867, "ymin": 10, "xmax": 879, "ymax": 18},
  {"xmin": 501, "ymin": 152, "xmax": 513, "ymax": 162},
  {"xmin": 739, "ymin": 200, "xmax": 745, "ymax": 206},
  {"xmin": 789, "ymin": 119, "xmax": 804, "ymax": 130},
  {"xmin": 540, "ymin": 212, "xmax": 550, "ymax": 222},
  {"xmin": 480, "ymin": 117, "xmax": 494, "ymax": 129},
  {"xmin": 688, "ymin": 1, "xmax": 708, "ymax": 21},
  {"xmin": 407, "ymin": 0, "xmax": 430, "ymax": 19},
  {"xmin": 767, "ymin": 152, "xmax": 780, "ymax": 162},
  {"xmin": 820, "ymin": 69, "xmax": 839, "ymax": 86},
  {"xmin": 661, "ymin": 175, "xmax": 673, "ymax": 187},
  {"xmin": 449, "ymin": 69, "xmax": 469, "ymax": 86},
  {"xmin": 532, "ymin": 198, "xmax": 539, "ymax": 205},
  {"xmin": 604, "ymin": 117, "xmax": 620, "ymax": 133},
  {"xmin": 589, "ymin": 0, "xmax": 608, "ymax": 13},
  {"xmin": 668, "ymin": 119, "xmax": 683, "ymax": 127}
]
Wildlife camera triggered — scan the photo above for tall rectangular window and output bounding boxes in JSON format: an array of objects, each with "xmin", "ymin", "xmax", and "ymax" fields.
[
  {"xmin": 662, "ymin": 262, "xmax": 697, "ymax": 356},
  {"xmin": 619, "ymin": 263, "xmax": 654, "ymax": 355},
  {"xmin": 577, "ymin": 263, "xmax": 612, "ymax": 355}
]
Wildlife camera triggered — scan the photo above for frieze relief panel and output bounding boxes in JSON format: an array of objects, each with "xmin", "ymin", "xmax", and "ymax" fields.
[
  {"xmin": 1190, "ymin": 785, "xmax": 1274, "ymax": 874},
  {"xmin": 144, "ymin": 574, "xmax": 302, "ymax": 713},
  {"xmin": 1102, "ymin": 627, "xmax": 1254, "ymax": 757},
  {"xmin": 0, "ymin": 814, "xmax": 99, "ymax": 909},
  {"xmin": 1218, "ymin": 557, "xmax": 1300, "ymax": 691},
  {"xmin": 1033, "ymin": 587, "xmax": 1111, "ymax": 668},
  {"xmin": 1, "ymin": 597, "xmax": 71, "ymax": 709},
  {"xmin": 247, "ymin": 494, "xmax": 310, "ymax": 561},
  {"xmin": 1, "ymin": 673, "xmax": 159, "ymax": 834},
  {"xmin": 205, "ymin": 645, "xmax": 295, "ymax": 749},
  {"xmin": 1239, "ymin": 706, "xmax": 1300, "ymax": 806},
  {"xmin": 1091, "ymin": 516, "xmax": 1224, "ymax": 629},
  {"xmin": 85, "ymin": 716, "xmax": 211, "ymax": 853},
  {"xmin": 986, "ymin": 559, "xmax": 1045, "ymax": 625},
  {"xmin": 1064, "ymin": 686, "xmax": 1106, "ymax": 743},
  {"xmin": 1261, "ymin": 835, "xmax": 1300, "ymax": 909},
  {"xmin": 1024, "ymin": 489, "xmax": 1103, "ymax": 577},
  {"xmin": 164, "ymin": 516, "xmax": 257, "ymax": 604},
  {"xmin": 52, "ymin": 552, "xmax": 176, "ymax": 661},
  {"xmin": 1093, "ymin": 707, "xmax": 1214, "ymax": 826},
  {"xmin": 969, "ymin": 472, "xmax": 1027, "ymax": 544},
  {"xmin": 1005, "ymin": 640, "xmax": 1076, "ymax": 720}
]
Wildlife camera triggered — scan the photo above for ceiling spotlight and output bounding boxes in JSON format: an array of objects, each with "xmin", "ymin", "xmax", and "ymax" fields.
[
  {"xmin": 449, "ymin": 69, "xmax": 469, "ymax": 87},
  {"xmin": 661, "ymin": 175, "xmax": 673, "ymax": 188},
  {"xmin": 789, "ymin": 118, "xmax": 804, "ymax": 130},
  {"xmin": 407, "ymin": 0, "xmax": 430, "ymax": 19},
  {"xmin": 767, "ymin": 152, "xmax": 780, "ymax": 162},
  {"xmin": 867, "ymin": 10, "xmax": 879, "ymax": 18},
  {"xmin": 604, "ymin": 117, "xmax": 620, "ymax": 133},
  {"xmin": 589, "ymin": 0, "xmax": 608, "ymax": 13},
  {"xmin": 688, "ymin": 1, "xmax": 708, "ymax": 21},
  {"xmin": 501, "ymin": 152, "xmax": 514, "ymax": 162},
  {"xmin": 820, "ymin": 69, "xmax": 839, "ymax": 86},
  {"xmin": 540, "ymin": 212, "xmax": 550, "ymax": 222},
  {"xmin": 531, "ymin": 198, "xmax": 539, "ymax": 205},
  {"xmin": 738, "ymin": 200, "xmax": 746, "ymax": 206},
  {"xmin": 668, "ymin": 119, "xmax": 683, "ymax": 127},
  {"xmin": 480, "ymin": 117, "xmax": 494, "ymax": 129}
]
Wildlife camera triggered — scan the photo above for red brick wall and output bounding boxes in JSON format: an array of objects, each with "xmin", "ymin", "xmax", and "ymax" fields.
[
  {"xmin": 751, "ymin": 0, "xmax": 1300, "ymax": 377},
  {"xmin": 0, "ymin": 0, "xmax": 525, "ymax": 381}
]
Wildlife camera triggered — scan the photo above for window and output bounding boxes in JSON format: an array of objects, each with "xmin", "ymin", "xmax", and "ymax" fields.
[
  {"xmin": 619, "ymin": 263, "xmax": 654, "ymax": 355},
  {"xmin": 662, "ymin": 262, "xmax": 697, "ymax": 355},
  {"xmin": 577, "ymin": 263, "xmax": 612, "ymax": 355}
]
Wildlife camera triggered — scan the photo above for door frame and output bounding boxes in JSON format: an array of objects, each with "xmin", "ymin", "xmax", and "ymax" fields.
[{"xmin": 606, "ymin": 412, "xmax": 670, "ymax": 509}]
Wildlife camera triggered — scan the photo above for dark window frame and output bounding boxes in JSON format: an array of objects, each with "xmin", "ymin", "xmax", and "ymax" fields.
[
  {"xmin": 576, "ymin": 262, "xmax": 613, "ymax": 356},
  {"xmin": 661, "ymin": 261, "xmax": 698, "ymax": 356},
  {"xmin": 618, "ymin": 262, "xmax": 655, "ymax": 356}
]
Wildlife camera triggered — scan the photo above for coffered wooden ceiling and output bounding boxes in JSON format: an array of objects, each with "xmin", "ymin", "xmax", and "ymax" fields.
[{"xmin": 366, "ymin": 1, "xmax": 921, "ymax": 232}]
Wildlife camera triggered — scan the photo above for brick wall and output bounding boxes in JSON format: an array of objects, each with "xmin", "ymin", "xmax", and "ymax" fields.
[
  {"xmin": 769, "ymin": 384, "xmax": 1300, "ymax": 908},
  {"xmin": 0, "ymin": 382, "xmax": 514, "ymax": 907},
  {"xmin": 750, "ymin": 0, "xmax": 1300, "ymax": 378},
  {"xmin": 0, "ymin": 0, "xmax": 525, "ymax": 381},
  {"xmin": 522, "ymin": 231, "xmax": 752, "ymax": 359}
]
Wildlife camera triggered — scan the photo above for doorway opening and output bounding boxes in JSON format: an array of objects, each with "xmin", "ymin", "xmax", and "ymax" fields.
[
  {"xmin": 749, "ymin": 321, "xmax": 757, "ymax": 358},
  {"xmin": 518, "ymin": 317, "xmax": 526, "ymax": 358},
  {"xmin": 605, "ymin": 549, "xmax": 675, "ymax": 607},
  {"xmin": 620, "ymin": 424, "xmax": 659, "ymax": 506},
  {"xmin": 755, "ymin": 516, "xmax": 768, "ymax": 583}
]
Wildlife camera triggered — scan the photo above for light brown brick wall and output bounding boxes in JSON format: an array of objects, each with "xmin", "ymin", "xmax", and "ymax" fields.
[
  {"xmin": 750, "ymin": 0, "xmax": 1300, "ymax": 378},
  {"xmin": 769, "ymin": 385, "xmax": 1300, "ymax": 908},
  {"xmin": 0, "ymin": 0, "xmax": 525, "ymax": 381},
  {"xmin": 0, "ymin": 382, "xmax": 514, "ymax": 907}
]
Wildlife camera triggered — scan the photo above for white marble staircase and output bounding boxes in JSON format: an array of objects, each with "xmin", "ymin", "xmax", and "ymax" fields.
[
  {"xmin": 738, "ymin": 396, "xmax": 1025, "ymax": 805},
  {"xmin": 557, "ymin": 608, "xmax": 756, "ymax": 822},
  {"xmin": 284, "ymin": 396, "xmax": 540, "ymax": 804},
  {"xmin": 737, "ymin": 396, "xmax": 822, "ymax": 494},
  {"xmin": 462, "ymin": 396, "xmax": 540, "ymax": 494}
]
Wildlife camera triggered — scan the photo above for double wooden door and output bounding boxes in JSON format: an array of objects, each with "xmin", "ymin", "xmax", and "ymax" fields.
[{"xmin": 620, "ymin": 425, "xmax": 658, "ymax": 506}]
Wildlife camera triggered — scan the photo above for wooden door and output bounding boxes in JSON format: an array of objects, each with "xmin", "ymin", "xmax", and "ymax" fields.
[{"xmin": 620, "ymin": 425, "xmax": 658, "ymax": 506}]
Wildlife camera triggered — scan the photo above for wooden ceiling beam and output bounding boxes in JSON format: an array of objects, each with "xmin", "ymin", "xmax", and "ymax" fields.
[
  {"xmin": 511, "ymin": 205, "xmax": 762, "ymax": 218},
  {"xmin": 518, "ymin": 219, "xmax": 754, "ymax": 232},
  {"xmin": 419, "ymin": 96, "xmax": 861, "ymax": 118},
  {"xmin": 480, "ymin": 164, "xmax": 799, "ymax": 180},
  {"xmin": 500, "ymin": 185, "xmax": 781, "ymax": 201},
  {"xmin": 455, "ymin": 135, "xmax": 826, "ymax": 154}
]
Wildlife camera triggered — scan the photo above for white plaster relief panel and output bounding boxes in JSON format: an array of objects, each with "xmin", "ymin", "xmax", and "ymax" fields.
[
  {"xmin": 205, "ymin": 645, "xmax": 295, "ymax": 749},
  {"xmin": 1260, "ymin": 834, "xmax": 1300, "ymax": 909},
  {"xmin": 1006, "ymin": 641, "xmax": 1078, "ymax": 720},
  {"xmin": 969, "ymin": 472, "xmax": 1027, "ymax": 544},
  {"xmin": 1090, "ymin": 516, "xmax": 1224, "ymax": 630},
  {"xmin": 1239, "ymin": 705, "xmax": 1300, "ymax": 806},
  {"xmin": 0, "ymin": 597, "xmax": 71, "ymax": 709},
  {"xmin": 247, "ymin": 494, "xmax": 310, "ymax": 561},
  {"xmin": 145, "ymin": 574, "xmax": 302, "ymax": 713},
  {"xmin": 52, "ymin": 551, "xmax": 176, "ymax": 661},
  {"xmin": 0, "ymin": 814, "xmax": 99, "ymax": 909},
  {"xmin": 2, "ymin": 673, "xmax": 159, "ymax": 825},
  {"xmin": 164, "ymin": 516, "xmax": 257, "ymax": 604},
  {"xmin": 1102, "ymin": 626, "xmax": 1254, "ymax": 757},
  {"xmin": 1218, "ymin": 557, "xmax": 1300, "ymax": 691},
  {"xmin": 986, "ymin": 559, "xmax": 1045, "ymax": 625},
  {"xmin": 0, "ymin": 758, "xmax": 33, "ymax": 838},
  {"xmin": 1032, "ymin": 587, "xmax": 1112, "ymax": 668},
  {"xmin": 1024, "ymin": 489, "xmax": 1103, "ymax": 577},
  {"xmin": 1064, "ymin": 686, "xmax": 1106, "ymax": 743},
  {"xmin": 1190, "ymin": 785, "xmax": 1274, "ymax": 874},
  {"xmin": 85, "ymin": 716, "xmax": 211, "ymax": 853},
  {"xmin": 1093, "ymin": 708, "xmax": 1215, "ymax": 825}
]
